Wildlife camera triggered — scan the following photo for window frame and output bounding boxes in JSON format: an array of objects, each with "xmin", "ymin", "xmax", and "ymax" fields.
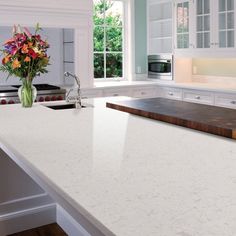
[{"xmin": 93, "ymin": 0, "xmax": 131, "ymax": 81}]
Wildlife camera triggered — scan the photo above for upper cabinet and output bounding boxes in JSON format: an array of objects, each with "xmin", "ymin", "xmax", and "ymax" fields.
[
  {"xmin": 147, "ymin": 0, "xmax": 173, "ymax": 54},
  {"xmin": 217, "ymin": 0, "xmax": 235, "ymax": 48},
  {"xmin": 175, "ymin": 0, "xmax": 193, "ymax": 49},
  {"xmin": 173, "ymin": 0, "xmax": 236, "ymax": 57},
  {"xmin": 195, "ymin": 0, "xmax": 211, "ymax": 49}
]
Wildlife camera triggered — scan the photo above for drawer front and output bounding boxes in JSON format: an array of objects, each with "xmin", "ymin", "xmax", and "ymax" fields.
[
  {"xmin": 132, "ymin": 88, "xmax": 157, "ymax": 98},
  {"xmin": 81, "ymin": 89, "xmax": 103, "ymax": 98},
  {"xmin": 215, "ymin": 93, "xmax": 236, "ymax": 109},
  {"xmin": 161, "ymin": 87, "xmax": 182, "ymax": 100},
  {"xmin": 183, "ymin": 89, "xmax": 214, "ymax": 105},
  {"xmin": 103, "ymin": 88, "xmax": 131, "ymax": 97}
]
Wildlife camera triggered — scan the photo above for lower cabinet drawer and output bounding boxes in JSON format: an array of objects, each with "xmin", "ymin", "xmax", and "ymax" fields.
[
  {"xmin": 183, "ymin": 89, "xmax": 214, "ymax": 105},
  {"xmin": 81, "ymin": 89, "xmax": 103, "ymax": 98},
  {"xmin": 161, "ymin": 87, "xmax": 182, "ymax": 100},
  {"xmin": 132, "ymin": 88, "xmax": 157, "ymax": 98},
  {"xmin": 103, "ymin": 88, "xmax": 131, "ymax": 97},
  {"xmin": 215, "ymin": 93, "xmax": 236, "ymax": 109}
]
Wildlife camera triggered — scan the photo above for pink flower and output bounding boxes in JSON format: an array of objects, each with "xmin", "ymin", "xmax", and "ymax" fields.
[
  {"xmin": 28, "ymin": 48, "xmax": 38, "ymax": 59},
  {"xmin": 24, "ymin": 27, "xmax": 32, "ymax": 38}
]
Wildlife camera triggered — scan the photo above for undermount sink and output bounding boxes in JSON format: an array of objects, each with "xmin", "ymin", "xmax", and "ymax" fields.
[{"xmin": 44, "ymin": 103, "xmax": 87, "ymax": 110}]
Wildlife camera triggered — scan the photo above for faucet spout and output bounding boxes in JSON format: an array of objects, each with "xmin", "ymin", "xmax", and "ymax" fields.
[{"xmin": 64, "ymin": 72, "xmax": 82, "ymax": 108}]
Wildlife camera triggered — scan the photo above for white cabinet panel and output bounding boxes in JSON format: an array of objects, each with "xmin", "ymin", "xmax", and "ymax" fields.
[
  {"xmin": 132, "ymin": 87, "xmax": 157, "ymax": 98},
  {"xmin": 150, "ymin": 21, "xmax": 172, "ymax": 38},
  {"xmin": 160, "ymin": 87, "xmax": 183, "ymax": 100},
  {"xmin": 64, "ymin": 43, "xmax": 74, "ymax": 62},
  {"xmin": 183, "ymin": 89, "xmax": 214, "ymax": 104},
  {"xmin": 148, "ymin": 0, "xmax": 173, "ymax": 54},
  {"xmin": 149, "ymin": 1, "xmax": 172, "ymax": 21},
  {"xmin": 174, "ymin": 0, "xmax": 236, "ymax": 56},
  {"xmin": 215, "ymin": 92, "xmax": 236, "ymax": 109},
  {"xmin": 63, "ymin": 29, "xmax": 74, "ymax": 42},
  {"xmin": 103, "ymin": 88, "xmax": 131, "ymax": 97},
  {"xmin": 81, "ymin": 89, "xmax": 103, "ymax": 98}
]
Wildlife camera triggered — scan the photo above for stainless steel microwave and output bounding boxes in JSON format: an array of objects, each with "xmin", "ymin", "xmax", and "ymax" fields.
[{"xmin": 148, "ymin": 54, "xmax": 173, "ymax": 80}]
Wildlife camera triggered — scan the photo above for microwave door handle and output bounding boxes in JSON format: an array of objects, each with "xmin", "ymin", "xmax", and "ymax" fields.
[{"xmin": 149, "ymin": 60, "xmax": 170, "ymax": 63}]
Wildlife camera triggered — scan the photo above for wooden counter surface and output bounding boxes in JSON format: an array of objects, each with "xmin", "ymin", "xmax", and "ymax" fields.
[{"xmin": 107, "ymin": 97, "xmax": 236, "ymax": 139}]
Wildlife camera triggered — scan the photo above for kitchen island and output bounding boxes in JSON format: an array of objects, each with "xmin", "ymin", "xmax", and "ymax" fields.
[{"xmin": 0, "ymin": 97, "xmax": 236, "ymax": 236}]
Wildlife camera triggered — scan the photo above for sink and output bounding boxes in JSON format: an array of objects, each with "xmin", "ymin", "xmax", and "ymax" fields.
[{"xmin": 44, "ymin": 103, "xmax": 87, "ymax": 110}]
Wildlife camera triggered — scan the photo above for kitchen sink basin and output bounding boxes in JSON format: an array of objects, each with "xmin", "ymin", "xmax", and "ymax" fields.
[{"xmin": 44, "ymin": 103, "xmax": 87, "ymax": 110}]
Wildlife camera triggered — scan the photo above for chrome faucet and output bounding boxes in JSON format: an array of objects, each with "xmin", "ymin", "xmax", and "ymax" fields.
[{"xmin": 64, "ymin": 72, "xmax": 82, "ymax": 109}]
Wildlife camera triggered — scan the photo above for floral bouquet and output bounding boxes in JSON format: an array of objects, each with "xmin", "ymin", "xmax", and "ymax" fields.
[{"xmin": 0, "ymin": 24, "xmax": 50, "ymax": 107}]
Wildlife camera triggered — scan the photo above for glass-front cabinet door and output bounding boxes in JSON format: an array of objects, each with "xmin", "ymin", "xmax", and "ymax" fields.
[
  {"xmin": 176, "ymin": 1, "xmax": 190, "ymax": 48},
  {"xmin": 196, "ymin": 0, "xmax": 211, "ymax": 48},
  {"xmin": 218, "ymin": 0, "xmax": 235, "ymax": 48}
]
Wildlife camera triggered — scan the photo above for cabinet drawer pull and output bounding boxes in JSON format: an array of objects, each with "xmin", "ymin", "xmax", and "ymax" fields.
[
  {"xmin": 113, "ymin": 94, "xmax": 119, "ymax": 96},
  {"xmin": 141, "ymin": 92, "xmax": 146, "ymax": 95},
  {"xmin": 231, "ymin": 101, "xmax": 236, "ymax": 104},
  {"xmin": 168, "ymin": 92, "xmax": 173, "ymax": 96},
  {"xmin": 195, "ymin": 96, "xmax": 201, "ymax": 99}
]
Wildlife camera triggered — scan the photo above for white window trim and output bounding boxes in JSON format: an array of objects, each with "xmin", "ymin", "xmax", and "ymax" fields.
[{"xmin": 93, "ymin": 0, "xmax": 134, "ymax": 82}]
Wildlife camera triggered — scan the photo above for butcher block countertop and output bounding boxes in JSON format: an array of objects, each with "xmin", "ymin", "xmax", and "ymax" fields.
[
  {"xmin": 107, "ymin": 97, "xmax": 236, "ymax": 140},
  {"xmin": 1, "ymin": 97, "xmax": 236, "ymax": 236}
]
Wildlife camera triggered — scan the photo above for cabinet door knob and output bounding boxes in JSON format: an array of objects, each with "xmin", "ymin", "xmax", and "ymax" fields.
[
  {"xmin": 195, "ymin": 96, "xmax": 201, "ymax": 99},
  {"xmin": 168, "ymin": 92, "xmax": 173, "ymax": 96},
  {"xmin": 231, "ymin": 101, "xmax": 236, "ymax": 104}
]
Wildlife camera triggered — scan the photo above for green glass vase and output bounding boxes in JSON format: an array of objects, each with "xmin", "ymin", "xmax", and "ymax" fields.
[{"xmin": 18, "ymin": 79, "xmax": 37, "ymax": 108}]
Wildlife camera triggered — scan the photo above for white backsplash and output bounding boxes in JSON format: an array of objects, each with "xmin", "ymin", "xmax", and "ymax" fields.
[{"xmin": 192, "ymin": 75, "xmax": 236, "ymax": 86}]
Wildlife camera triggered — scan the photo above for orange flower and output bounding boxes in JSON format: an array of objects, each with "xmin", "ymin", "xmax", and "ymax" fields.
[
  {"xmin": 2, "ymin": 55, "xmax": 11, "ymax": 64},
  {"xmin": 12, "ymin": 59, "xmax": 21, "ymax": 69},
  {"xmin": 28, "ymin": 42, "xmax": 33, "ymax": 47},
  {"xmin": 21, "ymin": 44, "xmax": 29, "ymax": 54},
  {"xmin": 24, "ymin": 56, "xmax": 31, "ymax": 62}
]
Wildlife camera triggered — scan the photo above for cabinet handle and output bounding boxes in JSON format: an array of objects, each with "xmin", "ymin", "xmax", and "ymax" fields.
[
  {"xmin": 168, "ymin": 92, "xmax": 173, "ymax": 96},
  {"xmin": 113, "ymin": 94, "xmax": 119, "ymax": 96},
  {"xmin": 231, "ymin": 101, "xmax": 236, "ymax": 104},
  {"xmin": 141, "ymin": 92, "xmax": 146, "ymax": 95},
  {"xmin": 195, "ymin": 96, "xmax": 201, "ymax": 99}
]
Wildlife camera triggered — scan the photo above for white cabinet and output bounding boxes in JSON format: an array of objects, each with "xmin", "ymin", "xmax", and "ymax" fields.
[
  {"xmin": 103, "ymin": 88, "xmax": 131, "ymax": 97},
  {"xmin": 215, "ymin": 92, "xmax": 236, "ymax": 109},
  {"xmin": 159, "ymin": 86, "xmax": 183, "ymax": 100},
  {"xmin": 174, "ymin": 0, "xmax": 193, "ymax": 49},
  {"xmin": 131, "ymin": 87, "xmax": 157, "ymax": 98},
  {"xmin": 183, "ymin": 89, "xmax": 214, "ymax": 104},
  {"xmin": 217, "ymin": 0, "xmax": 235, "ymax": 48},
  {"xmin": 81, "ymin": 86, "xmax": 158, "ymax": 99},
  {"xmin": 147, "ymin": 0, "xmax": 173, "ymax": 54},
  {"xmin": 195, "ymin": 0, "xmax": 211, "ymax": 49},
  {"xmin": 81, "ymin": 89, "xmax": 103, "ymax": 99},
  {"xmin": 194, "ymin": 0, "xmax": 235, "ymax": 49},
  {"xmin": 174, "ymin": 0, "xmax": 236, "ymax": 56}
]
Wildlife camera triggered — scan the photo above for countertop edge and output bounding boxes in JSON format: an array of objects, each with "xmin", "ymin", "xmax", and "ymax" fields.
[{"xmin": 0, "ymin": 138, "xmax": 115, "ymax": 236}]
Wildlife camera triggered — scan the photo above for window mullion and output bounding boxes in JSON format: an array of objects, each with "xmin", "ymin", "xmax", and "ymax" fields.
[{"xmin": 104, "ymin": 25, "xmax": 106, "ymax": 80}]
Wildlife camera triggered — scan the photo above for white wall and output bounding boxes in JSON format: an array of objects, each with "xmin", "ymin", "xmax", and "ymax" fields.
[{"xmin": 0, "ymin": 27, "xmax": 65, "ymax": 86}]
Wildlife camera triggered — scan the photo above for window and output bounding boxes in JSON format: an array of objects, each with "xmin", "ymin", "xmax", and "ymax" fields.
[{"xmin": 93, "ymin": 0, "xmax": 124, "ymax": 79}]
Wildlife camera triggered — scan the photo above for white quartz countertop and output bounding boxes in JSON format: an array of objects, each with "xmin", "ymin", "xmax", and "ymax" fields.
[{"xmin": 1, "ymin": 98, "xmax": 236, "ymax": 236}]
